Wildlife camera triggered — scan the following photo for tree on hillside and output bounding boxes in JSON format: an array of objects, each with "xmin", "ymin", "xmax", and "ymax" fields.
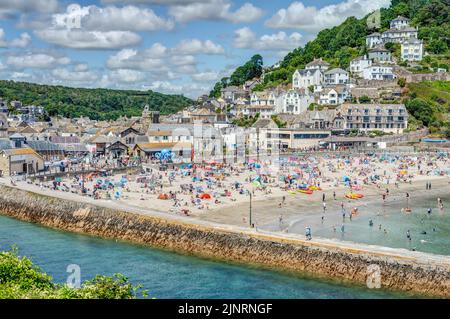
[
  {"xmin": 229, "ymin": 54, "xmax": 263, "ymax": 86},
  {"xmin": 405, "ymin": 98, "xmax": 435, "ymax": 127}
]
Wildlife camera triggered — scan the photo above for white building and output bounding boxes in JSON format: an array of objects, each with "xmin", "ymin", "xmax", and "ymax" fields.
[
  {"xmin": 366, "ymin": 32, "xmax": 382, "ymax": 48},
  {"xmin": 390, "ymin": 16, "xmax": 410, "ymax": 30},
  {"xmin": 368, "ymin": 46, "xmax": 392, "ymax": 62},
  {"xmin": 276, "ymin": 89, "xmax": 314, "ymax": 115},
  {"xmin": 350, "ymin": 55, "xmax": 372, "ymax": 77},
  {"xmin": 242, "ymin": 105, "xmax": 274, "ymax": 119},
  {"xmin": 382, "ymin": 27, "xmax": 418, "ymax": 43},
  {"xmin": 250, "ymin": 91, "xmax": 277, "ymax": 107},
  {"xmin": 292, "ymin": 69, "xmax": 324, "ymax": 91},
  {"xmin": 324, "ymin": 68, "xmax": 349, "ymax": 85},
  {"xmin": 401, "ymin": 37, "xmax": 424, "ymax": 61},
  {"xmin": 318, "ymin": 86, "xmax": 349, "ymax": 105},
  {"xmin": 340, "ymin": 103, "xmax": 408, "ymax": 134},
  {"xmin": 362, "ymin": 64, "xmax": 396, "ymax": 80},
  {"xmin": 305, "ymin": 58, "xmax": 330, "ymax": 72},
  {"xmin": 382, "ymin": 15, "xmax": 418, "ymax": 43}
]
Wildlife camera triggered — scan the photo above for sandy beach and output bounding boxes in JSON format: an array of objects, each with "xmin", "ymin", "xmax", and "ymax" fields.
[{"xmin": 3, "ymin": 152, "xmax": 449, "ymax": 254}]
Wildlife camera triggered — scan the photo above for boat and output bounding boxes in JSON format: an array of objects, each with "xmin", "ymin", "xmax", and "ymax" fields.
[
  {"xmin": 298, "ymin": 189, "xmax": 313, "ymax": 195},
  {"xmin": 308, "ymin": 186, "xmax": 322, "ymax": 191}
]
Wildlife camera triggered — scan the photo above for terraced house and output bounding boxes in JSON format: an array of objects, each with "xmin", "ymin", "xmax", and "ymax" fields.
[{"xmin": 339, "ymin": 104, "xmax": 408, "ymax": 134}]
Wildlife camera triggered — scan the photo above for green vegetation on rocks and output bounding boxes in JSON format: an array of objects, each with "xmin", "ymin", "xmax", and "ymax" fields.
[{"xmin": 0, "ymin": 248, "xmax": 146, "ymax": 299}]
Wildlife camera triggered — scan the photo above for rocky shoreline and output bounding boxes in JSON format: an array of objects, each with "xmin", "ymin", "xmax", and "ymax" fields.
[{"xmin": 0, "ymin": 184, "xmax": 448, "ymax": 298}]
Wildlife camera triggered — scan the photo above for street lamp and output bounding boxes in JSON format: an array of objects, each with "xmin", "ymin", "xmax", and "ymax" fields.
[{"xmin": 248, "ymin": 189, "xmax": 253, "ymax": 228}]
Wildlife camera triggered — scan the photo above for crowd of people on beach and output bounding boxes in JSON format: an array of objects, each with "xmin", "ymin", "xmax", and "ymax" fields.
[{"xmin": 4, "ymin": 151, "xmax": 449, "ymax": 251}]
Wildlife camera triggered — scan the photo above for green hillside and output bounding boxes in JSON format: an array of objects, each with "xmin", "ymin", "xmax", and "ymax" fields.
[
  {"xmin": 405, "ymin": 81, "xmax": 450, "ymax": 134},
  {"xmin": 211, "ymin": 0, "xmax": 449, "ymax": 92},
  {"xmin": 0, "ymin": 80, "xmax": 193, "ymax": 121}
]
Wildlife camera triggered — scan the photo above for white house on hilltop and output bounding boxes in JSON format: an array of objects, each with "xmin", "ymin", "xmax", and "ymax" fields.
[{"xmin": 390, "ymin": 16, "xmax": 410, "ymax": 30}]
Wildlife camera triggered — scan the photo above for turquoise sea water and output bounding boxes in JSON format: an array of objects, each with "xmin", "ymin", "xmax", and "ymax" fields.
[
  {"xmin": 0, "ymin": 215, "xmax": 415, "ymax": 299},
  {"xmin": 287, "ymin": 192, "xmax": 450, "ymax": 255}
]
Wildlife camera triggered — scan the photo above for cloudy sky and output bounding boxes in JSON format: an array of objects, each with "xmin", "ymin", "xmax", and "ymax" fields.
[{"xmin": 0, "ymin": 0, "xmax": 390, "ymax": 98}]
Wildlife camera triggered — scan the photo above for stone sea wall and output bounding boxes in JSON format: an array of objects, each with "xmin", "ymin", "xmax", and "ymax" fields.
[{"xmin": 0, "ymin": 185, "xmax": 449, "ymax": 298}]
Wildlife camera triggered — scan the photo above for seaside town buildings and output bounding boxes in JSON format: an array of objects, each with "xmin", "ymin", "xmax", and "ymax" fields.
[{"xmin": 0, "ymin": 16, "xmax": 447, "ymax": 176}]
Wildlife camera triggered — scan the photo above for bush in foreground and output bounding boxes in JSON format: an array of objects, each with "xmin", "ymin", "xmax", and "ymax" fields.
[{"xmin": 0, "ymin": 248, "xmax": 147, "ymax": 299}]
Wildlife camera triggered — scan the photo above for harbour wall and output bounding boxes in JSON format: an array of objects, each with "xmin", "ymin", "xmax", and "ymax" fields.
[{"xmin": 0, "ymin": 185, "xmax": 448, "ymax": 298}]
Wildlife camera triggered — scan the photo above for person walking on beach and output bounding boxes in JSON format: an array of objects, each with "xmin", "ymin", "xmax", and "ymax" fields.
[
  {"xmin": 322, "ymin": 193, "xmax": 326, "ymax": 202},
  {"xmin": 340, "ymin": 224, "xmax": 345, "ymax": 234},
  {"xmin": 333, "ymin": 191, "xmax": 336, "ymax": 200},
  {"xmin": 305, "ymin": 227, "xmax": 312, "ymax": 240},
  {"xmin": 323, "ymin": 202, "xmax": 327, "ymax": 213},
  {"xmin": 369, "ymin": 219, "xmax": 373, "ymax": 227},
  {"xmin": 406, "ymin": 230, "xmax": 411, "ymax": 241},
  {"xmin": 427, "ymin": 208, "xmax": 432, "ymax": 215}
]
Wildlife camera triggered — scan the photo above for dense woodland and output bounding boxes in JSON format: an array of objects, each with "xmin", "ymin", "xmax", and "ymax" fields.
[{"xmin": 0, "ymin": 80, "xmax": 192, "ymax": 121}]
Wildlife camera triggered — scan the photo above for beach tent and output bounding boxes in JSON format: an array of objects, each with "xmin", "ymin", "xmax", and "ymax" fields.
[
  {"xmin": 158, "ymin": 194, "xmax": 169, "ymax": 200},
  {"xmin": 200, "ymin": 193, "xmax": 211, "ymax": 200},
  {"xmin": 342, "ymin": 176, "xmax": 350, "ymax": 182}
]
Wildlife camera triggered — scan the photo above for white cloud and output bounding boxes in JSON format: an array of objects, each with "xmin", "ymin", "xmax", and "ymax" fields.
[
  {"xmin": 234, "ymin": 27, "xmax": 303, "ymax": 51},
  {"xmin": 174, "ymin": 39, "xmax": 225, "ymax": 55},
  {"xmin": 0, "ymin": 29, "xmax": 31, "ymax": 48},
  {"xmin": 11, "ymin": 72, "xmax": 32, "ymax": 79},
  {"xmin": 33, "ymin": 3, "xmax": 176, "ymax": 49},
  {"xmin": 191, "ymin": 71, "xmax": 219, "ymax": 82},
  {"xmin": 51, "ymin": 67, "xmax": 99, "ymax": 82},
  {"xmin": 169, "ymin": 0, "xmax": 263, "ymax": 24},
  {"xmin": 74, "ymin": 63, "xmax": 89, "ymax": 72},
  {"xmin": 108, "ymin": 69, "xmax": 146, "ymax": 83},
  {"xmin": 265, "ymin": 0, "xmax": 390, "ymax": 32},
  {"xmin": 106, "ymin": 45, "xmax": 167, "ymax": 71},
  {"xmin": 6, "ymin": 52, "xmax": 71, "ymax": 70},
  {"xmin": 106, "ymin": 38, "xmax": 223, "ymax": 74},
  {"xmin": 145, "ymin": 81, "xmax": 208, "ymax": 97},
  {"xmin": 0, "ymin": 0, "xmax": 58, "ymax": 18},
  {"xmin": 53, "ymin": 4, "xmax": 174, "ymax": 32},
  {"xmin": 35, "ymin": 29, "xmax": 141, "ymax": 49},
  {"xmin": 101, "ymin": 0, "xmax": 213, "ymax": 4}
]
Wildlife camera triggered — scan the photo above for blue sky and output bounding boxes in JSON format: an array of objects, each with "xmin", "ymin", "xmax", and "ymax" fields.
[{"xmin": 0, "ymin": 0, "xmax": 391, "ymax": 98}]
